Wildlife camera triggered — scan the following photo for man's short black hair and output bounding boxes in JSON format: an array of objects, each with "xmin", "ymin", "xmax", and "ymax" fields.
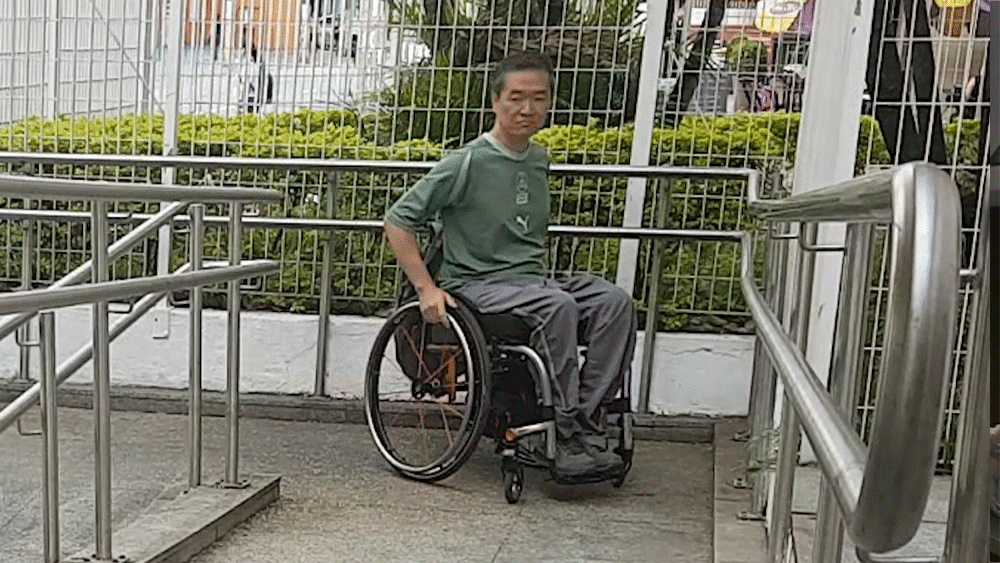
[{"xmin": 490, "ymin": 51, "xmax": 555, "ymax": 97}]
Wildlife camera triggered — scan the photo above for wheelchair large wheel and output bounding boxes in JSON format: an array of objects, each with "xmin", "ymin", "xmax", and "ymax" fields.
[{"xmin": 365, "ymin": 300, "xmax": 491, "ymax": 481}]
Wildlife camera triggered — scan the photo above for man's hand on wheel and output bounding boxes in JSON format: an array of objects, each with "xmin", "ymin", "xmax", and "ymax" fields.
[{"xmin": 417, "ymin": 285, "xmax": 456, "ymax": 325}]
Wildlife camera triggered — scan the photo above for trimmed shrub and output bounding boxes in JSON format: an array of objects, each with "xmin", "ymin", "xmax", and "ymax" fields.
[{"xmin": 0, "ymin": 110, "xmax": 890, "ymax": 330}]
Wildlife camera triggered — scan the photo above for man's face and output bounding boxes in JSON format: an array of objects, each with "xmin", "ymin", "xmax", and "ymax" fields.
[{"xmin": 491, "ymin": 69, "xmax": 551, "ymax": 141}]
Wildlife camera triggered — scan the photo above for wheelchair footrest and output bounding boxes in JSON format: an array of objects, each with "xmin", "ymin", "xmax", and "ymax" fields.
[{"xmin": 550, "ymin": 463, "xmax": 629, "ymax": 485}]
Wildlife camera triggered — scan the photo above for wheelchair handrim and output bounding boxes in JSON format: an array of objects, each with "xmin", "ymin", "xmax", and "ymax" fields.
[{"xmin": 365, "ymin": 302, "xmax": 483, "ymax": 476}]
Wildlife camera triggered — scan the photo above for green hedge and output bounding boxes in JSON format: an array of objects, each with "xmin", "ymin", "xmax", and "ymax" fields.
[
  {"xmin": 943, "ymin": 119, "xmax": 983, "ymax": 233},
  {"xmin": 0, "ymin": 110, "xmax": 891, "ymax": 330}
]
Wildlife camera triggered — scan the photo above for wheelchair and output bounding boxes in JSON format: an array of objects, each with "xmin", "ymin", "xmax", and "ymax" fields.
[{"xmin": 364, "ymin": 256, "xmax": 634, "ymax": 503}]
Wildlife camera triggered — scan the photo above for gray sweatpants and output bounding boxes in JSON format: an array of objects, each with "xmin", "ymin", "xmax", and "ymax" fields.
[{"xmin": 456, "ymin": 274, "xmax": 637, "ymax": 441}]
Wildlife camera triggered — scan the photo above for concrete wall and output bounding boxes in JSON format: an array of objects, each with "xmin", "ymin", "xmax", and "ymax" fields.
[{"xmin": 0, "ymin": 306, "xmax": 756, "ymax": 416}]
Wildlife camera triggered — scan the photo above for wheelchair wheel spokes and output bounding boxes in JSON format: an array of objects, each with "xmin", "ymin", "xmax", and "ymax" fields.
[{"xmin": 365, "ymin": 302, "xmax": 490, "ymax": 482}]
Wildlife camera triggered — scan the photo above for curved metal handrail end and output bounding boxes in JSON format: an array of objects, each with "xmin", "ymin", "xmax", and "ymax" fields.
[
  {"xmin": 736, "ymin": 160, "xmax": 962, "ymax": 555},
  {"xmin": 746, "ymin": 166, "xmax": 896, "ymax": 222},
  {"xmin": 851, "ymin": 162, "xmax": 962, "ymax": 552}
]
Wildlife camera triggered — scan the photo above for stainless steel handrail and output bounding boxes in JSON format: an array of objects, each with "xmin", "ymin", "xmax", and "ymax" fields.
[
  {"xmin": 0, "ymin": 174, "xmax": 283, "ymax": 202},
  {"xmin": 0, "ymin": 151, "xmax": 759, "ymax": 183},
  {"xmin": 748, "ymin": 167, "xmax": 896, "ymax": 222},
  {"xmin": 745, "ymin": 162, "xmax": 962, "ymax": 554},
  {"xmin": 0, "ymin": 171, "xmax": 279, "ymax": 561},
  {"xmin": 0, "ymin": 155, "xmax": 966, "ymax": 557},
  {"xmin": 0, "ymin": 201, "xmax": 189, "ymax": 343},
  {"xmin": 0, "ymin": 261, "xmax": 278, "ymax": 316},
  {"xmin": 0, "ymin": 264, "xmax": 192, "ymax": 436}
]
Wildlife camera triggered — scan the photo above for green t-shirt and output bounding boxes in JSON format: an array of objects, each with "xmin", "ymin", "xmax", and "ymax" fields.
[{"xmin": 386, "ymin": 133, "xmax": 550, "ymax": 291}]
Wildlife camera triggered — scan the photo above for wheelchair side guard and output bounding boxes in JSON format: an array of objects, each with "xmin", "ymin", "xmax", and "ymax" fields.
[{"xmin": 496, "ymin": 344, "xmax": 553, "ymax": 414}]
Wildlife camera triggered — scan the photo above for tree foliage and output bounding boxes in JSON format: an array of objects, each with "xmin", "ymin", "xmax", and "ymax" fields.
[{"xmin": 378, "ymin": 0, "xmax": 644, "ymax": 145}]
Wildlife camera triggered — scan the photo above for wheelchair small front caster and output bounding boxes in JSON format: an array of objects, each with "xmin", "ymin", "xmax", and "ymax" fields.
[{"xmin": 503, "ymin": 464, "xmax": 524, "ymax": 503}]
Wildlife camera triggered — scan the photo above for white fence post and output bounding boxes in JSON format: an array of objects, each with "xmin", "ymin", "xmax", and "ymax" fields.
[
  {"xmin": 615, "ymin": 0, "xmax": 668, "ymax": 294},
  {"xmin": 156, "ymin": 0, "xmax": 187, "ymax": 327},
  {"xmin": 45, "ymin": 0, "xmax": 61, "ymax": 118},
  {"xmin": 764, "ymin": 0, "xmax": 875, "ymax": 560}
]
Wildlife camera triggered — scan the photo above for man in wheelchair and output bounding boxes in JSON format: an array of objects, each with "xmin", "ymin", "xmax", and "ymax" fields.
[{"xmin": 382, "ymin": 50, "xmax": 637, "ymax": 481}]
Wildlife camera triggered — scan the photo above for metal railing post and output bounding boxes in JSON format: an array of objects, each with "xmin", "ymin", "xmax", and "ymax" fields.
[
  {"xmin": 812, "ymin": 223, "xmax": 874, "ymax": 563},
  {"xmin": 189, "ymin": 204, "xmax": 204, "ymax": 488},
  {"xmin": 770, "ymin": 405, "xmax": 801, "ymax": 563},
  {"xmin": 91, "ymin": 200, "xmax": 113, "ymax": 560},
  {"xmin": 226, "ymin": 202, "xmax": 244, "ymax": 485},
  {"xmin": 314, "ymin": 240, "xmax": 333, "ymax": 397},
  {"xmin": 941, "ymin": 198, "xmax": 990, "ymax": 563},
  {"xmin": 769, "ymin": 223, "xmax": 816, "ymax": 563},
  {"xmin": 742, "ymin": 229, "xmax": 777, "ymax": 437},
  {"xmin": 17, "ymin": 207, "xmax": 42, "ymax": 436},
  {"xmin": 638, "ymin": 180, "xmax": 669, "ymax": 414},
  {"xmin": 39, "ymin": 311, "xmax": 59, "ymax": 563},
  {"xmin": 748, "ymin": 223, "xmax": 788, "ymax": 516},
  {"xmin": 314, "ymin": 173, "xmax": 339, "ymax": 397}
]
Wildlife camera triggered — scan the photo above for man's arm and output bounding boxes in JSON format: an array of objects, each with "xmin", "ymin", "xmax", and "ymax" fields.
[{"xmin": 384, "ymin": 219, "xmax": 454, "ymax": 325}]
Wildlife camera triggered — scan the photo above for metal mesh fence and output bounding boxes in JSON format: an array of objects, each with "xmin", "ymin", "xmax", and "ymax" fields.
[
  {"xmin": 1, "ymin": 1, "xmax": 988, "ymax": 468},
  {"xmin": 0, "ymin": 0, "xmax": 810, "ymax": 333},
  {"xmin": 856, "ymin": 0, "xmax": 989, "ymax": 469}
]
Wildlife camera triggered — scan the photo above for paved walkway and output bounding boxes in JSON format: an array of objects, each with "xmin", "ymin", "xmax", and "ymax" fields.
[{"xmin": 2, "ymin": 407, "xmax": 715, "ymax": 563}]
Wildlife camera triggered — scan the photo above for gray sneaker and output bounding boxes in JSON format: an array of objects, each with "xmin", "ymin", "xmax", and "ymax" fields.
[
  {"xmin": 554, "ymin": 437, "xmax": 598, "ymax": 477},
  {"xmin": 581, "ymin": 436, "xmax": 624, "ymax": 473}
]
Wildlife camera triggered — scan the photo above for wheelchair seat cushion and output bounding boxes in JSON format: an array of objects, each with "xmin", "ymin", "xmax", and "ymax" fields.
[{"xmin": 478, "ymin": 312, "xmax": 534, "ymax": 344}]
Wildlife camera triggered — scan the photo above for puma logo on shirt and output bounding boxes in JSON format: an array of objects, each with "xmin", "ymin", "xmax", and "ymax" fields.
[{"xmin": 515, "ymin": 215, "xmax": 529, "ymax": 232}]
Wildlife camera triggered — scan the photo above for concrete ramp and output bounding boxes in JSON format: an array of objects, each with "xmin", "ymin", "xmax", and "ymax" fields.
[
  {"xmin": 190, "ymin": 439, "xmax": 714, "ymax": 563},
  {"xmin": 1, "ymin": 407, "xmax": 715, "ymax": 563}
]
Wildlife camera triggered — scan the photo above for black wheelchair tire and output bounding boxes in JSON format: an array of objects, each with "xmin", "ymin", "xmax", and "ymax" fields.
[{"xmin": 364, "ymin": 300, "xmax": 491, "ymax": 482}]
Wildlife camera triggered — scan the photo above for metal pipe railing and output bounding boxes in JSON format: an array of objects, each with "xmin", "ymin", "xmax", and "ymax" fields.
[
  {"xmin": 15, "ymin": 205, "xmax": 41, "ymax": 436},
  {"xmin": 91, "ymin": 200, "xmax": 113, "ymax": 560},
  {"xmin": 6, "ymin": 215, "xmax": 745, "ymax": 406},
  {"xmin": 637, "ymin": 180, "xmax": 670, "ymax": 414},
  {"xmin": 226, "ymin": 203, "xmax": 244, "ymax": 486},
  {"xmin": 0, "ymin": 200, "xmax": 189, "ymax": 343},
  {"xmin": 752, "ymin": 222, "xmax": 791, "ymax": 517},
  {"xmin": 0, "ymin": 172, "xmax": 281, "ymax": 560},
  {"xmin": 0, "ymin": 151, "xmax": 759, "ymax": 182},
  {"xmin": 38, "ymin": 311, "xmax": 59, "ymax": 563},
  {"xmin": 0, "ymin": 264, "xmax": 192, "ymax": 436},
  {"xmin": 0, "ymin": 174, "xmax": 283, "ymax": 202},
  {"xmin": 743, "ymin": 162, "xmax": 962, "ymax": 554},
  {"xmin": 769, "ymin": 221, "xmax": 817, "ymax": 562},
  {"xmin": 940, "ymin": 188, "xmax": 991, "ymax": 563},
  {"xmin": 0, "ymin": 156, "xmax": 969, "ymax": 559},
  {"xmin": 853, "ymin": 197, "xmax": 989, "ymax": 562},
  {"xmin": 188, "ymin": 205, "xmax": 205, "ymax": 488},
  {"xmin": 313, "ymin": 173, "xmax": 340, "ymax": 398},
  {"xmin": 0, "ymin": 261, "xmax": 278, "ymax": 316},
  {"xmin": 0, "ymin": 261, "xmax": 274, "ymax": 561},
  {"xmin": 811, "ymin": 223, "xmax": 875, "ymax": 563}
]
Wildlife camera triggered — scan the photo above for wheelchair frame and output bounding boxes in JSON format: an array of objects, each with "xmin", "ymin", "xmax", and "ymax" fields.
[{"xmin": 365, "ymin": 296, "xmax": 634, "ymax": 503}]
